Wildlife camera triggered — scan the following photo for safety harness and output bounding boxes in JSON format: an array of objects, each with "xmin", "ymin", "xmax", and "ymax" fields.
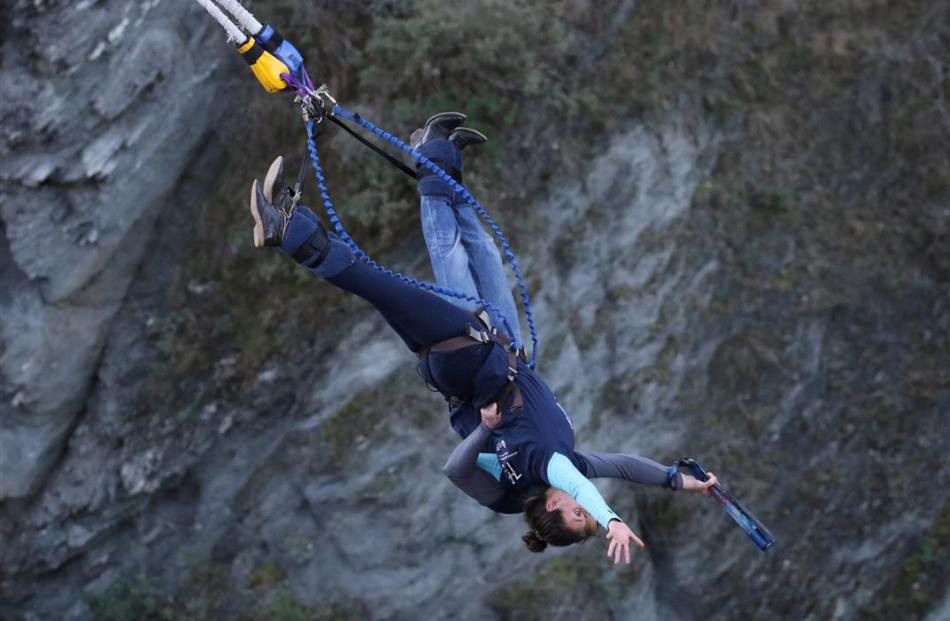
[
  {"xmin": 193, "ymin": 0, "xmax": 540, "ymax": 366},
  {"xmin": 417, "ymin": 309, "xmax": 524, "ymax": 411}
]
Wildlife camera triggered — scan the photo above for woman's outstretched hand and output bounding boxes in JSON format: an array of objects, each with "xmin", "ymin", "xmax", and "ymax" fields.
[
  {"xmin": 480, "ymin": 403, "xmax": 501, "ymax": 429},
  {"xmin": 606, "ymin": 520, "xmax": 645, "ymax": 565},
  {"xmin": 681, "ymin": 471, "xmax": 718, "ymax": 493}
]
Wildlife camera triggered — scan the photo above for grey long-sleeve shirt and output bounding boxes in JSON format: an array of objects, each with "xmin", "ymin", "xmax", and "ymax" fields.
[{"xmin": 442, "ymin": 423, "xmax": 683, "ymax": 511}]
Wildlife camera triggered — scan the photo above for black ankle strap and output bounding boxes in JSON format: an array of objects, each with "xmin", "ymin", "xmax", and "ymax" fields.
[{"xmin": 292, "ymin": 228, "xmax": 330, "ymax": 266}]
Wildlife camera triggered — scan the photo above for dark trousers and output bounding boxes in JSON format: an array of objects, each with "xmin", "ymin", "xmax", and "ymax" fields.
[
  {"xmin": 326, "ymin": 259, "xmax": 477, "ymax": 352},
  {"xmin": 284, "ymin": 208, "xmax": 507, "ymax": 405}
]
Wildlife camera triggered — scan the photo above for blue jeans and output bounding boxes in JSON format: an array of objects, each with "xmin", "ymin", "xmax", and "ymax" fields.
[{"xmin": 420, "ymin": 195, "xmax": 522, "ymax": 345}]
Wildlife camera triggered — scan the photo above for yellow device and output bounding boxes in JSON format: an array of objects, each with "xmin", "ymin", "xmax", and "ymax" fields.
[{"xmin": 237, "ymin": 38, "xmax": 289, "ymax": 93}]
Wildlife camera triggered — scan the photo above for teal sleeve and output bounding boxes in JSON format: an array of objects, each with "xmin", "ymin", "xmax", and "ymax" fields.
[
  {"xmin": 477, "ymin": 453, "xmax": 502, "ymax": 481},
  {"xmin": 546, "ymin": 452, "xmax": 621, "ymax": 529}
]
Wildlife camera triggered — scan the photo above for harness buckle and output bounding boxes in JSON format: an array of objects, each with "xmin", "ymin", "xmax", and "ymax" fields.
[
  {"xmin": 476, "ymin": 309, "xmax": 494, "ymax": 332},
  {"xmin": 465, "ymin": 324, "xmax": 491, "ymax": 343}
]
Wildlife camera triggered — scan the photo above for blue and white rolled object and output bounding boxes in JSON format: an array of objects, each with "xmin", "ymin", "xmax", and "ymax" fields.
[{"xmin": 679, "ymin": 458, "xmax": 776, "ymax": 552}]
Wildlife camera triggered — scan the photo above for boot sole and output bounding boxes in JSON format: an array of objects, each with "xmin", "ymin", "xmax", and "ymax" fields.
[
  {"xmin": 450, "ymin": 127, "xmax": 488, "ymax": 146},
  {"xmin": 250, "ymin": 179, "xmax": 265, "ymax": 248},
  {"xmin": 263, "ymin": 155, "xmax": 284, "ymax": 203},
  {"xmin": 409, "ymin": 128, "xmax": 424, "ymax": 150},
  {"xmin": 425, "ymin": 111, "xmax": 466, "ymax": 130},
  {"xmin": 417, "ymin": 112, "xmax": 467, "ymax": 145}
]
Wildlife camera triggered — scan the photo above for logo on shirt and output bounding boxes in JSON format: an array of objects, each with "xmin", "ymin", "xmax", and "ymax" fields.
[{"xmin": 495, "ymin": 440, "xmax": 523, "ymax": 485}]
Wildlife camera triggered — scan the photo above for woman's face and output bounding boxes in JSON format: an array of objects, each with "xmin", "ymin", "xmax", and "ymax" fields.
[{"xmin": 545, "ymin": 489, "xmax": 599, "ymax": 537}]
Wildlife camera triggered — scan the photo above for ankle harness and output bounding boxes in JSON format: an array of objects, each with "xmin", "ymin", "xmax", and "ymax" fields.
[{"xmin": 291, "ymin": 226, "xmax": 329, "ymax": 267}]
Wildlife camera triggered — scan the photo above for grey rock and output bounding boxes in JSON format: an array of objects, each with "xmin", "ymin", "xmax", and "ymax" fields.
[
  {"xmin": 0, "ymin": 0, "xmax": 220, "ymax": 499},
  {"xmin": 1, "ymin": 2, "xmax": 949, "ymax": 621}
]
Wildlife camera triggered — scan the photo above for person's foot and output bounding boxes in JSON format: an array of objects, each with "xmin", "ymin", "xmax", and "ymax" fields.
[
  {"xmin": 250, "ymin": 157, "xmax": 294, "ymax": 248},
  {"xmin": 410, "ymin": 111, "xmax": 466, "ymax": 149},
  {"xmin": 449, "ymin": 127, "xmax": 487, "ymax": 151},
  {"xmin": 263, "ymin": 154, "xmax": 287, "ymax": 203},
  {"xmin": 262, "ymin": 155, "xmax": 303, "ymax": 211}
]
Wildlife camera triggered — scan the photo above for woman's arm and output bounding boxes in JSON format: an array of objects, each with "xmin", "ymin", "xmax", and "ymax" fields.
[
  {"xmin": 576, "ymin": 451, "xmax": 718, "ymax": 493},
  {"xmin": 576, "ymin": 451, "xmax": 683, "ymax": 489},
  {"xmin": 546, "ymin": 453, "xmax": 621, "ymax": 529},
  {"xmin": 442, "ymin": 422, "xmax": 506, "ymax": 507},
  {"xmin": 547, "ymin": 453, "xmax": 645, "ymax": 564}
]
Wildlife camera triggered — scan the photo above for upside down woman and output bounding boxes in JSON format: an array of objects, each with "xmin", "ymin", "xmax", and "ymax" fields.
[{"xmin": 247, "ymin": 112, "xmax": 717, "ymax": 564}]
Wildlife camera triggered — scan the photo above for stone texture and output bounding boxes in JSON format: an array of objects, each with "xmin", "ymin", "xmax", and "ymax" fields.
[
  {"xmin": 1, "ymin": 2, "xmax": 948, "ymax": 621},
  {"xmin": 0, "ymin": 0, "xmax": 221, "ymax": 498}
]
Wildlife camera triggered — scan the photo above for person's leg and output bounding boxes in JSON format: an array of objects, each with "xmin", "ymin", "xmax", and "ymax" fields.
[
  {"xmin": 282, "ymin": 206, "xmax": 478, "ymax": 351},
  {"xmin": 419, "ymin": 195, "xmax": 480, "ymax": 311},
  {"xmin": 411, "ymin": 114, "xmax": 482, "ymax": 310},
  {"xmin": 254, "ymin": 155, "xmax": 478, "ymax": 349},
  {"xmin": 453, "ymin": 202, "xmax": 522, "ymax": 344},
  {"xmin": 412, "ymin": 121, "xmax": 521, "ymax": 342}
]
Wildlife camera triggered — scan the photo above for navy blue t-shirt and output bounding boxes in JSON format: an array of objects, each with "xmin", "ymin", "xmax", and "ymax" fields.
[{"xmin": 448, "ymin": 351, "xmax": 587, "ymax": 495}]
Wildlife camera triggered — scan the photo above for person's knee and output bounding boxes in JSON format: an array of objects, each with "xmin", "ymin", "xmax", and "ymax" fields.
[
  {"xmin": 423, "ymin": 208, "xmax": 465, "ymax": 251},
  {"xmin": 467, "ymin": 232, "xmax": 502, "ymax": 259},
  {"xmin": 435, "ymin": 231, "xmax": 467, "ymax": 262}
]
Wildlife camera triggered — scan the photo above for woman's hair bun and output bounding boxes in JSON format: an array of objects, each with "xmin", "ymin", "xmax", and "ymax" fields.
[{"xmin": 522, "ymin": 530, "xmax": 548, "ymax": 553}]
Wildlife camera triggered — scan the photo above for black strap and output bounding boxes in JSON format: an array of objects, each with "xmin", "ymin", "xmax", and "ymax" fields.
[
  {"xmin": 427, "ymin": 335, "xmax": 486, "ymax": 353},
  {"xmin": 293, "ymin": 149, "xmax": 309, "ymax": 198},
  {"xmin": 417, "ymin": 311, "xmax": 522, "ymax": 408},
  {"xmin": 328, "ymin": 116, "xmax": 418, "ymax": 179},
  {"xmin": 261, "ymin": 30, "xmax": 284, "ymax": 54},
  {"xmin": 291, "ymin": 228, "xmax": 329, "ymax": 265},
  {"xmin": 241, "ymin": 40, "xmax": 264, "ymax": 64}
]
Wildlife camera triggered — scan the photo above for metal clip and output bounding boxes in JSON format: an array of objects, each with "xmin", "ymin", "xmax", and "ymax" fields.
[
  {"xmin": 466, "ymin": 325, "xmax": 491, "ymax": 344},
  {"xmin": 476, "ymin": 309, "xmax": 493, "ymax": 331},
  {"xmin": 295, "ymin": 83, "xmax": 337, "ymax": 124},
  {"xmin": 289, "ymin": 189, "xmax": 303, "ymax": 210}
]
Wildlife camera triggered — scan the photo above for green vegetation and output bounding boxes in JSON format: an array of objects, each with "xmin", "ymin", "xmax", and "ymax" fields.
[
  {"xmin": 318, "ymin": 364, "xmax": 441, "ymax": 463},
  {"xmin": 85, "ymin": 578, "xmax": 174, "ymax": 621},
  {"xmin": 114, "ymin": 1, "xmax": 949, "ymax": 619},
  {"xmin": 144, "ymin": 0, "xmax": 950, "ymax": 409},
  {"xmin": 245, "ymin": 562, "xmax": 288, "ymax": 590},
  {"xmin": 638, "ymin": 494, "xmax": 690, "ymax": 541},
  {"xmin": 859, "ymin": 501, "xmax": 950, "ymax": 619},
  {"xmin": 491, "ymin": 554, "xmax": 617, "ymax": 619},
  {"xmin": 86, "ymin": 563, "xmax": 367, "ymax": 621}
]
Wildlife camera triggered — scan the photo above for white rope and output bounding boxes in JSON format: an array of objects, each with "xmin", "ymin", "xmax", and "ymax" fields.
[
  {"xmin": 194, "ymin": 0, "xmax": 247, "ymax": 44},
  {"xmin": 215, "ymin": 0, "xmax": 263, "ymax": 34}
]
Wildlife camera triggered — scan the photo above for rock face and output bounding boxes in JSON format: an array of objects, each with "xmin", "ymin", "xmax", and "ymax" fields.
[
  {"xmin": 1, "ymin": 0, "xmax": 222, "ymax": 499},
  {"xmin": 2, "ymin": 2, "xmax": 949, "ymax": 621}
]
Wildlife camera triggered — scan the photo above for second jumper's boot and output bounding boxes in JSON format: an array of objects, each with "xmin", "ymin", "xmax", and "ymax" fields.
[
  {"xmin": 449, "ymin": 127, "xmax": 487, "ymax": 151},
  {"xmin": 410, "ymin": 111, "xmax": 466, "ymax": 149},
  {"xmin": 445, "ymin": 127, "xmax": 487, "ymax": 183},
  {"xmin": 411, "ymin": 113, "xmax": 465, "ymax": 202}
]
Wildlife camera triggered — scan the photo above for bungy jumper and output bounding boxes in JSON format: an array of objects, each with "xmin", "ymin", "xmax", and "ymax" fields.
[
  {"xmin": 193, "ymin": 0, "xmax": 537, "ymax": 358},
  {"xmin": 192, "ymin": 0, "xmax": 775, "ymax": 553}
]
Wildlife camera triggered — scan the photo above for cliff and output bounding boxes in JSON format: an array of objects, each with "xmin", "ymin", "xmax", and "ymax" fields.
[{"xmin": 1, "ymin": 1, "xmax": 948, "ymax": 620}]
